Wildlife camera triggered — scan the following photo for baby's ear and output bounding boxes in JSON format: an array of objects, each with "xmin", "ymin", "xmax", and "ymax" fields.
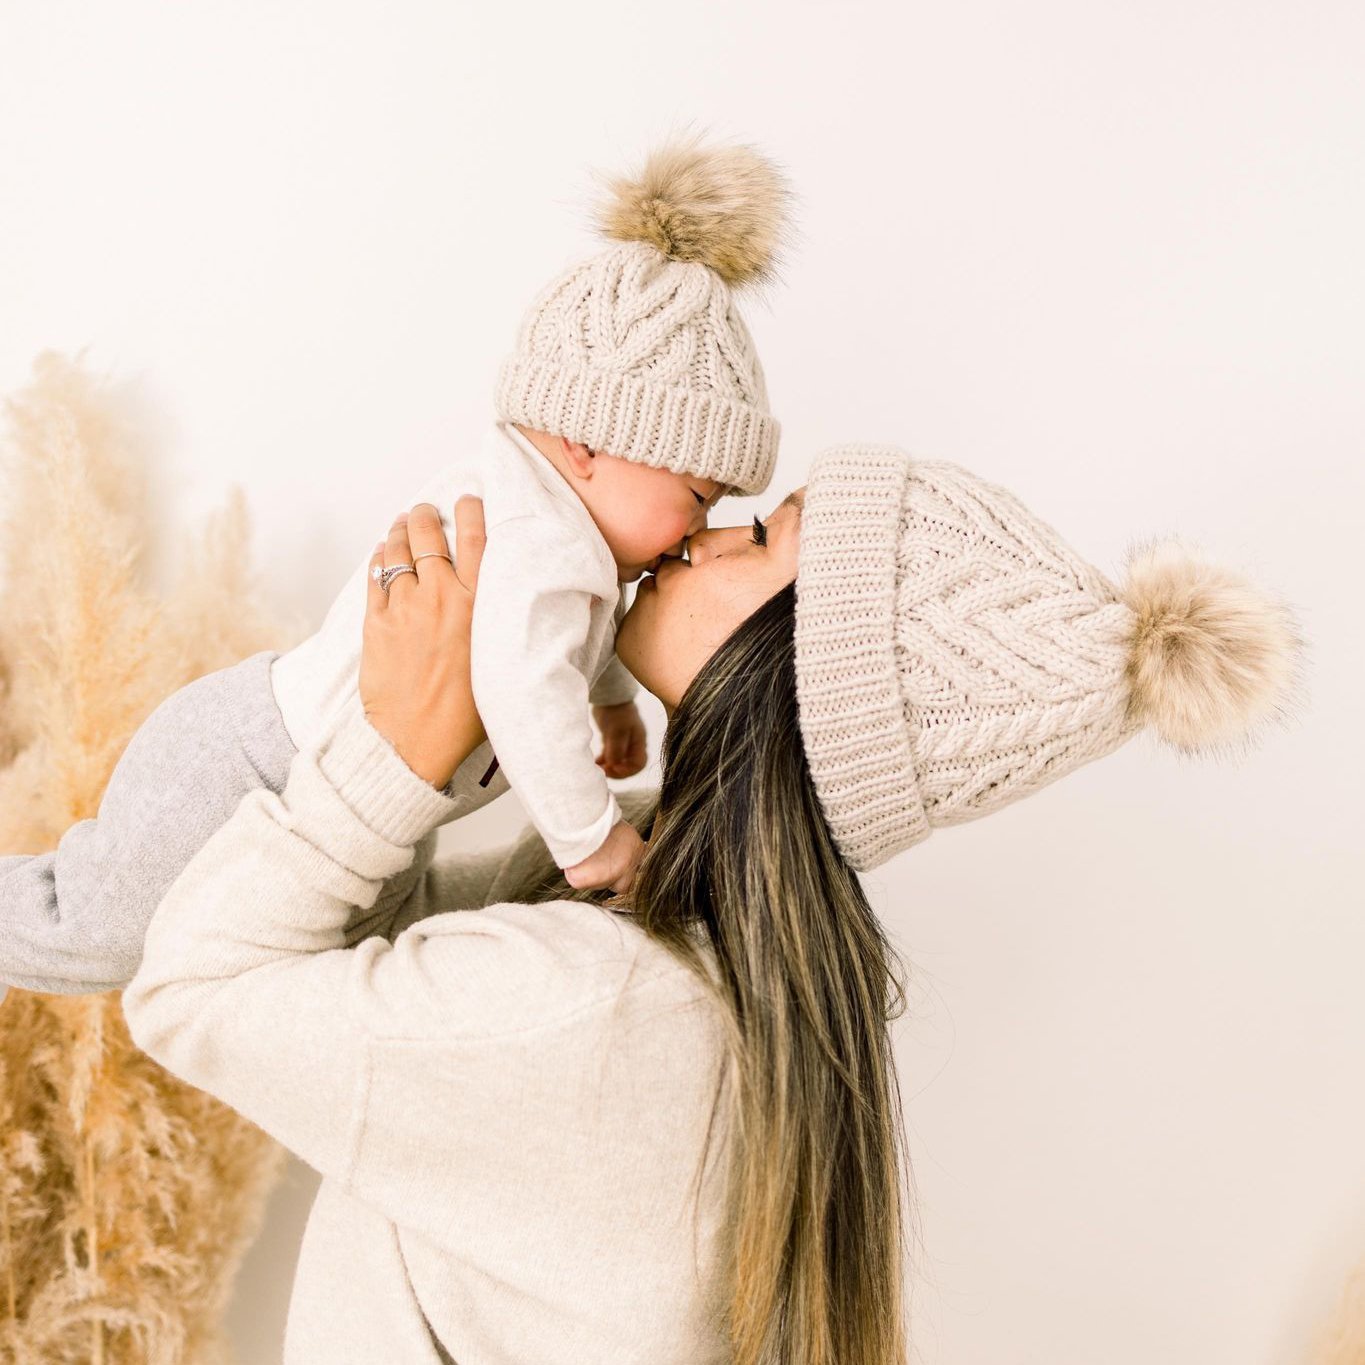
[{"xmin": 559, "ymin": 435, "xmax": 596, "ymax": 478}]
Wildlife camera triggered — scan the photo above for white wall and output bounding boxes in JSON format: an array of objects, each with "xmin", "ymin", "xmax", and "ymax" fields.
[{"xmin": 2, "ymin": 2, "xmax": 1361, "ymax": 1361}]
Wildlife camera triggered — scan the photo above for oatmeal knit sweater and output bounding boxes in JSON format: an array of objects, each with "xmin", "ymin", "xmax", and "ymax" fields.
[{"xmin": 122, "ymin": 702, "xmax": 732, "ymax": 1365}]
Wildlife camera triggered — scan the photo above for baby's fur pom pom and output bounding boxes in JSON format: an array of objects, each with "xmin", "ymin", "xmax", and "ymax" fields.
[
  {"xmin": 594, "ymin": 134, "xmax": 792, "ymax": 287},
  {"xmin": 1121, "ymin": 539, "xmax": 1302, "ymax": 753}
]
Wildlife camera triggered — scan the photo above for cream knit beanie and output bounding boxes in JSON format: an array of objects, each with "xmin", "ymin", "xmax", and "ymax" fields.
[
  {"xmin": 494, "ymin": 136, "xmax": 791, "ymax": 496},
  {"xmin": 794, "ymin": 445, "xmax": 1302, "ymax": 872}
]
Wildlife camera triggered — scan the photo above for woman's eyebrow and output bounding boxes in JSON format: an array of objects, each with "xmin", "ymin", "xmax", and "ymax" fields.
[{"xmin": 773, "ymin": 490, "xmax": 804, "ymax": 522}]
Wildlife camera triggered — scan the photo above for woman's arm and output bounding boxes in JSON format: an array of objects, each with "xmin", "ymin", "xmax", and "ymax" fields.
[
  {"xmin": 122, "ymin": 500, "xmax": 495, "ymax": 1180},
  {"xmin": 123, "ymin": 702, "xmax": 464, "ymax": 1177},
  {"xmin": 364, "ymin": 832, "xmax": 542, "ymax": 945},
  {"xmin": 395, "ymin": 784, "xmax": 659, "ymax": 941}
]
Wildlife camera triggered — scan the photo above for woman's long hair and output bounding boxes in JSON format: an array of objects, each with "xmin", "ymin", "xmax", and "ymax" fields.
[{"xmin": 533, "ymin": 583, "xmax": 914, "ymax": 1363}]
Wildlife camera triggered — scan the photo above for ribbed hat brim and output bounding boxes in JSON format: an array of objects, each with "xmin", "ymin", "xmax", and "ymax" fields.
[
  {"xmin": 793, "ymin": 445, "xmax": 929, "ymax": 871},
  {"xmin": 495, "ymin": 356, "xmax": 779, "ymax": 496}
]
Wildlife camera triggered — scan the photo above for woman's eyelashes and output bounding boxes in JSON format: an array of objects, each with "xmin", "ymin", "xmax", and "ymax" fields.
[{"xmin": 751, "ymin": 516, "xmax": 768, "ymax": 547}]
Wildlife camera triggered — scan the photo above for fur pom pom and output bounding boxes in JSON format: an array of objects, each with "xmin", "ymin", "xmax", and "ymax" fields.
[
  {"xmin": 594, "ymin": 134, "xmax": 793, "ymax": 287},
  {"xmin": 1120, "ymin": 539, "xmax": 1302, "ymax": 752}
]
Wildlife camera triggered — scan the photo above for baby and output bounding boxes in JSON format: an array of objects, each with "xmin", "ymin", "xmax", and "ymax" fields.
[
  {"xmin": 0, "ymin": 135, "xmax": 788, "ymax": 995},
  {"xmin": 283, "ymin": 419, "xmax": 726, "ymax": 893}
]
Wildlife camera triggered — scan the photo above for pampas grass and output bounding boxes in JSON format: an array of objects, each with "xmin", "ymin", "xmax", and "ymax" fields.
[
  {"xmin": 1311, "ymin": 1262, "xmax": 1365, "ymax": 1365},
  {"xmin": 0, "ymin": 350, "xmax": 297, "ymax": 1364}
]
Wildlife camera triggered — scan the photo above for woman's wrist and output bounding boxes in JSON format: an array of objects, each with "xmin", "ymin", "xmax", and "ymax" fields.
[
  {"xmin": 361, "ymin": 711, "xmax": 480, "ymax": 791},
  {"xmin": 316, "ymin": 701, "xmax": 459, "ymax": 848}
]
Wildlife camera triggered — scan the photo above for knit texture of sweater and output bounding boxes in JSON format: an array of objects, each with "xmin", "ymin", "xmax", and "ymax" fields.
[{"xmin": 122, "ymin": 704, "xmax": 732, "ymax": 1364}]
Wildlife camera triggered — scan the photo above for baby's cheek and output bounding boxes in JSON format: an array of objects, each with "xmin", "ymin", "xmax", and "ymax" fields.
[{"xmin": 631, "ymin": 507, "xmax": 693, "ymax": 559}]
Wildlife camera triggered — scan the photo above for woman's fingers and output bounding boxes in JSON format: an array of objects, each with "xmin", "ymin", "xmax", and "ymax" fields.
[
  {"xmin": 369, "ymin": 498, "xmax": 484, "ymax": 611},
  {"xmin": 360, "ymin": 498, "xmax": 487, "ymax": 789},
  {"xmin": 376, "ymin": 503, "xmax": 455, "ymax": 598},
  {"xmin": 366, "ymin": 542, "xmax": 388, "ymax": 613},
  {"xmin": 383, "ymin": 512, "xmax": 416, "ymax": 597},
  {"xmin": 405, "ymin": 503, "xmax": 455, "ymax": 579},
  {"xmin": 452, "ymin": 496, "xmax": 486, "ymax": 594}
]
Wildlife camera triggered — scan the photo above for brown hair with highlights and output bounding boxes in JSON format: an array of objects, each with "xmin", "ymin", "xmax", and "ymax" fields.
[{"xmin": 541, "ymin": 582, "xmax": 915, "ymax": 1363}]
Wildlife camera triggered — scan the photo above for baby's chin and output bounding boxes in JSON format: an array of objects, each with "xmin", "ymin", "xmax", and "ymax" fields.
[{"xmin": 616, "ymin": 563, "xmax": 647, "ymax": 584}]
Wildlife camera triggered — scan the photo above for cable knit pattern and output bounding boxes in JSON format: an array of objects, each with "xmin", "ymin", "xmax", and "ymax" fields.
[
  {"xmin": 495, "ymin": 242, "xmax": 778, "ymax": 495},
  {"xmin": 795, "ymin": 447, "xmax": 1142, "ymax": 871}
]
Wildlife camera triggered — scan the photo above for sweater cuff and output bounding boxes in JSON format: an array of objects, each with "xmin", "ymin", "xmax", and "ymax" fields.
[
  {"xmin": 316, "ymin": 702, "xmax": 459, "ymax": 848},
  {"xmin": 588, "ymin": 676, "xmax": 639, "ymax": 709}
]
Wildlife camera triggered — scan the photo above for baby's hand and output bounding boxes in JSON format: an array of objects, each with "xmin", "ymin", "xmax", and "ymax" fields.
[
  {"xmin": 592, "ymin": 701, "xmax": 648, "ymax": 779},
  {"xmin": 564, "ymin": 820, "xmax": 646, "ymax": 895}
]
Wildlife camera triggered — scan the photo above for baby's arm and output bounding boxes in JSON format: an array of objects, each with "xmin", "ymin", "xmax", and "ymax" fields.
[
  {"xmin": 588, "ymin": 643, "xmax": 638, "ymax": 710},
  {"xmin": 561, "ymin": 818, "xmax": 645, "ymax": 895},
  {"xmin": 588, "ymin": 601, "xmax": 648, "ymax": 780},
  {"xmin": 469, "ymin": 517, "xmax": 638, "ymax": 883}
]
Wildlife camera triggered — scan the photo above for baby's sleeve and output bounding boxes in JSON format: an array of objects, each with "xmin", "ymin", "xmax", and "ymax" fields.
[
  {"xmin": 470, "ymin": 517, "xmax": 621, "ymax": 871},
  {"xmin": 588, "ymin": 596, "xmax": 639, "ymax": 709}
]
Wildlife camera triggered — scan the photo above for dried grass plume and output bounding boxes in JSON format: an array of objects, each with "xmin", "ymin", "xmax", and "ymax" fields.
[
  {"xmin": 0, "ymin": 349, "xmax": 297, "ymax": 1364},
  {"xmin": 1310, "ymin": 1260, "xmax": 1365, "ymax": 1365}
]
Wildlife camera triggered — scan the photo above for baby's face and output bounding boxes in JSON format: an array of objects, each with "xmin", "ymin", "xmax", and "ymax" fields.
[{"xmin": 578, "ymin": 454, "xmax": 725, "ymax": 582}]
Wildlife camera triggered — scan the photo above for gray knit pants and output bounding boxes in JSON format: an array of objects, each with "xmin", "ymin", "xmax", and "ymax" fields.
[{"xmin": 0, "ymin": 651, "xmax": 430, "ymax": 997}]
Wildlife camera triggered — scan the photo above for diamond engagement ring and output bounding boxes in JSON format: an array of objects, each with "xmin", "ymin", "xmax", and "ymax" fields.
[
  {"xmin": 368, "ymin": 551, "xmax": 453, "ymax": 595},
  {"xmin": 371, "ymin": 562, "xmax": 417, "ymax": 593}
]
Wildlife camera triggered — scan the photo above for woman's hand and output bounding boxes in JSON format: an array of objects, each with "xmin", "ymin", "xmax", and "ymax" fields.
[{"xmin": 360, "ymin": 498, "xmax": 488, "ymax": 790}]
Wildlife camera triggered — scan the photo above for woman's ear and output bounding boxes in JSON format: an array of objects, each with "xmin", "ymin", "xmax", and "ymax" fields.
[{"xmin": 558, "ymin": 436, "xmax": 595, "ymax": 479}]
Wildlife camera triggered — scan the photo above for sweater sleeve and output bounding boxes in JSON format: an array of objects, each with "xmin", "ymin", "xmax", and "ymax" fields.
[
  {"xmin": 121, "ymin": 702, "xmax": 465, "ymax": 1182},
  {"xmin": 409, "ymin": 783, "xmax": 659, "ymax": 928},
  {"xmin": 587, "ymin": 654, "xmax": 639, "ymax": 710},
  {"xmin": 587, "ymin": 596, "xmax": 640, "ymax": 708},
  {"xmin": 365, "ymin": 836, "xmax": 534, "ymax": 944},
  {"xmin": 120, "ymin": 702, "xmax": 679, "ymax": 1206},
  {"xmin": 470, "ymin": 516, "xmax": 621, "ymax": 869}
]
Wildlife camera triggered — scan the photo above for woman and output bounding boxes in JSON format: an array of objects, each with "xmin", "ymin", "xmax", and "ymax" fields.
[{"xmin": 122, "ymin": 445, "xmax": 1298, "ymax": 1365}]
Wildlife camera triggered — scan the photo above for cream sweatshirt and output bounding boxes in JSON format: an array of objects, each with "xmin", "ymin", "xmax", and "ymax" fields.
[
  {"xmin": 122, "ymin": 701, "xmax": 733, "ymax": 1365},
  {"xmin": 270, "ymin": 421, "xmax": 639, "ymax": 866}
]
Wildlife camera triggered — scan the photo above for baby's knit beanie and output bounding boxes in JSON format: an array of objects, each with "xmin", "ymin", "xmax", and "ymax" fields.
[
  {"xmin": 494, "ymin": 136, "xmax": 791, "ymax": 496},
  {"xmin": 794, "ymin": 445, "xmax": 1302, "ymax": 871}
]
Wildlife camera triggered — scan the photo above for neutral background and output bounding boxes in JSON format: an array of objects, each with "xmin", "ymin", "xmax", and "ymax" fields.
[{"xmin": 3, "ymin": 2, "xmax": 1362, "ymax": 1362}]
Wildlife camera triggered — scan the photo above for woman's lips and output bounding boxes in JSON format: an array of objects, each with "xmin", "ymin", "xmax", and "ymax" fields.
[{"xmin": 637, "ymin": 555, "xmax": 686, "ymax": 593}]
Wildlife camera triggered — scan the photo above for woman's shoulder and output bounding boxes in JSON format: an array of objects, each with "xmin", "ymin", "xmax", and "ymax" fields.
[
  {"xmin": 395, "ymin": 895, "xmax": 717, "ymax": 1045},
  {"xmin": 407, "ymin": 791, "xmax": 712, "ymax": 1041}
]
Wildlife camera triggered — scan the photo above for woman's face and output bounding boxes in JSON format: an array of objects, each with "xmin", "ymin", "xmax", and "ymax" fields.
[{"xmin": 615, "ymin": 487, "xmax": 805, "ymax": 709}]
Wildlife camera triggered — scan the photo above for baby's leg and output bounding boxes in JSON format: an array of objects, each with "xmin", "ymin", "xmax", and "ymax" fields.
[
  {"xmin": 0, "ymin": 649, "xmax": 438, "ymax": 998},
  {"xmin": 0, "ymin": 651, "xmax": 295, "ymax": 996}
]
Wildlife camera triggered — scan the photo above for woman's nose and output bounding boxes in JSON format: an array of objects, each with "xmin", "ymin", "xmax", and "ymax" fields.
[{"xmin": 686, "ymin": 524, "xmax": 752, "ymax": 563}]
